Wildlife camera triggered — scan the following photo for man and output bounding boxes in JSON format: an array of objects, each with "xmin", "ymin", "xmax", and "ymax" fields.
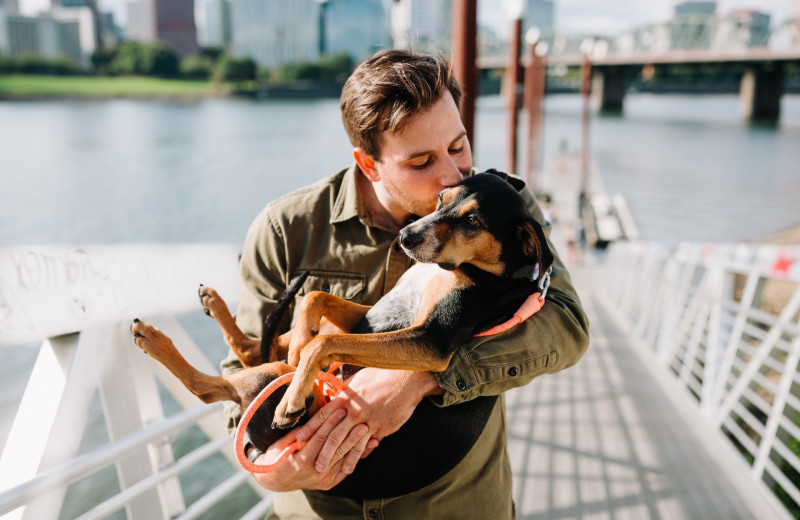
[{"xmin": 221, "ymin": 49, "xmax": 589, "ymax": 519}]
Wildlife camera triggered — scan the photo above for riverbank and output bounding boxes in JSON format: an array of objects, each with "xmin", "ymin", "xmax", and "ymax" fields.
[{"xmin": 0, "ymin": 75, "xmax": 233, "ymax": 100}]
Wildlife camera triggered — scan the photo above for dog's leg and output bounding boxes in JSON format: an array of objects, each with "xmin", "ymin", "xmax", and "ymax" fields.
[
  {"xmin": 273, "ymin": 328, "xmax": 454, "ymax": 428},
  {"xmin": 130, "ymin": 319, "xmax": 295, "ymax": 409},
  {"xmin": 287, "ymin": 291, "xmax": 371, "ymax": 366},
  {"xmin": 198, "ymin": 286, "xmax": 263, "ymax": 368}
]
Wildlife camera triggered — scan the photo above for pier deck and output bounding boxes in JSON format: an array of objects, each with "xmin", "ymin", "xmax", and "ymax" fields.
[{"xmin": 503, "ymin": 155, "xmax": 785, "ymax": 519}]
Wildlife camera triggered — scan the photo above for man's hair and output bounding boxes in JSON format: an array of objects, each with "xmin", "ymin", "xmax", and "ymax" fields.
[{"xmin": 340, "ymin": 49, "xmax": 463, "ymax": 161}]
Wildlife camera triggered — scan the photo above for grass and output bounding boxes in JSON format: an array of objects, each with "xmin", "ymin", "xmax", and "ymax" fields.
[{"xmin": 0, "ymin": 75, "xmax": 234, "ymax": 100}]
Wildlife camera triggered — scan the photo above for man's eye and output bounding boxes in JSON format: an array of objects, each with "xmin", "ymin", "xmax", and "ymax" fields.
[
  {"xmin": 449, "ymin": 146, "xmax": 464, "ymax": 154},
  {"xmin": 410, "ymin": 157, "xmax": 432, "ymax": 170}
]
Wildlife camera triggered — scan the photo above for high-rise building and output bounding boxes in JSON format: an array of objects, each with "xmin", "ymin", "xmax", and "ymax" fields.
[
  {"xmin": 231, "ymin": 0, "xmax": 318, "ymax": 68},
  {"xmin": 124, "ymin": 0, "xmax": 198, "ymax": 55},
  {"xmin": 0, "ymin": 6, "xmax": 96, "ymax": 65},
  {"xmin": 200, "ymin": 0, "xmax": 231, "ymax": 48},
  {"xmin": 0, "ymin": 0, "xmax": 19, "ymax": 11},
  {"xmin": 391, "ymin": 0, "xmax": 450, "ymax": 52},
  {"xmin": 322, "ymin": 0, "xmax": 387, "ymax": 61}
]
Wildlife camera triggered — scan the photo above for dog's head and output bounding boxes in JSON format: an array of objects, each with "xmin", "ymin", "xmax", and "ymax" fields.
[{"xmin": 398, "ymin": 170, "xmax": 554, "ymax": 278}]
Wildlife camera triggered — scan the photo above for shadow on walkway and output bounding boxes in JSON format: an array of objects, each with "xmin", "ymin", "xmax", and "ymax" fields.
[{"xmin": 506, "ymin": 282, "xmax": 780, "ymax": 519}]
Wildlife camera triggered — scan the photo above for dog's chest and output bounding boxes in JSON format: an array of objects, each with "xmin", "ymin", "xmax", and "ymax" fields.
[{"xmin": 356, "ymin": 263, "xmax": 441, "ymax": 333}]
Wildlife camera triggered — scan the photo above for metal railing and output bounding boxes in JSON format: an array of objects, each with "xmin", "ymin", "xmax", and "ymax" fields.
[
  {"xmin": 0, "ymin": 244, "xmax": 271, "ymax": 519},
  {"xmin": 604, "ymin": 240, "xmax": 800, "ymax": 519}
]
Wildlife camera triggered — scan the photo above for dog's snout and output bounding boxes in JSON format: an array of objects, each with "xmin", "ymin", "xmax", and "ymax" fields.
[{"xmin": 399, "ymin": 228, "xmax": 424, "ymax": 250}]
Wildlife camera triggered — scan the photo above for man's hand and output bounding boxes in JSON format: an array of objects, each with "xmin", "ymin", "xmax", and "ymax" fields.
[
  {"xmin": 298, "ymin": 368, "xmax": 443, "ymax": 475},
  {"xmin": 251, "ymin": 406, "xmax": 369, "ymax": 491}
]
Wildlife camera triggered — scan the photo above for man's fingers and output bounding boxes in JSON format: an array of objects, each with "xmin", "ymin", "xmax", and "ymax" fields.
[
  {"xmin": 361, "ymin": 438, "xmax": 379, "ymax": 459},
  {"xmin": 316, "ymin": 422, "xmax": 369, "ymax": 473},
  {"xmin": 295, "ymin": 406, "xmax": 346, "ymax": 465},
  {"xmin": 342, "ymin": 434, "xmax": 371, "ymax": 474},
  {"xmin": 296, "ymin": 403, "xmax": 344, "ymax": 443}
]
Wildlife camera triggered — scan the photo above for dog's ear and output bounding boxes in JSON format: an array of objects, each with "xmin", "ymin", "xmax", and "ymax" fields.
[
  {"xmin": 483, "ymin": 168, "xmax": 526, "ymax": 192},
  {"xmin": 516, "ymin": 216, "xmax": 554, "ymax": 273}
]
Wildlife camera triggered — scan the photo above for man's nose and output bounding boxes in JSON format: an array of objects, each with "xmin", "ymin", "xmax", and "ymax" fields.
[{"xmin": 437, "ymin": 155, "xmax": 465, "ymax": 188}]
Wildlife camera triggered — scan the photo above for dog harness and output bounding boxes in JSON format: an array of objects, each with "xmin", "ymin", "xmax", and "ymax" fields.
[{"xmin": 234, "ymin": 266, "xmax": 551, "ymax": 473}]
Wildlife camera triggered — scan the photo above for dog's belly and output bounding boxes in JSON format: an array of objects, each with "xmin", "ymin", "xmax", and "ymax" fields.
[{"xmin": 355, "ymin": 263, "xmax": 439, "ymax": 333}]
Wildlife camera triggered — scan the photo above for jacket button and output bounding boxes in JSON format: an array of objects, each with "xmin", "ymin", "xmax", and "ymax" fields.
[
  {"xmin": 368, "ymin": 509, "xmax": 379, "ymax": 518},
  {"xmin": 508, "ymin": 367, "xmax": 518, "ymax": 376},
  {"xmin": 456, "ymin": 380, "xmax": 467, "ymax": 391},
  {"xmin": 321, "ymin": 284, "xmax": 330, "ymax": 293}
]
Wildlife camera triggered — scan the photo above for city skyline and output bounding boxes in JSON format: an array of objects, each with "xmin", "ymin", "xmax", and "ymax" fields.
[{"xmin": 14, "ymin": 0, "xmax": 799, "ymax": 39}]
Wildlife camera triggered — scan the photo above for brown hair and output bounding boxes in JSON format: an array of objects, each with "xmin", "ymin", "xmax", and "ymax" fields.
[{"xmin": 340, "ymin": 49, "xmax": 463, "ymax": 161}]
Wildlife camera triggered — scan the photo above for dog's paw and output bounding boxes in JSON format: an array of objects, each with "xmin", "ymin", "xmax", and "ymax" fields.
[
  {"xmin": 198, "ymin": 285, "xmax": 228, "ymax": 319},
  {"xmin": 272, "ymin": 398, "xmax": 306, "ymax": 430},
  {"xmin": 130, "ymin": 319, "xmax": 174, "ymax": 361}
]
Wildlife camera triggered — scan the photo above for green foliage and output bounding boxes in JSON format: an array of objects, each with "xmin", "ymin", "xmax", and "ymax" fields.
[
  {"xmin": 275, "ymin": 52, "xmax": 354, "ymax": 84},
  {"xmin": 140, "ymin": 43, "xmax": 180, "ymax": 76},
  {"xmin": 109, "ymin": 41, "xmax": 145, "ymax": 75},
  {"xmin": 180, "ymin": 56, "xmax": 213, "ymax": 80},
  {"xmin": 199, "ymin": 46, "xmax": 225, "ymax": 63},
  {"xmin": 0, "ymin": 52, "xmax": 80, "ymax": 75},
  {"xmin": 212, "ymin": 56, "xmax": 257, "ymax": 84}
]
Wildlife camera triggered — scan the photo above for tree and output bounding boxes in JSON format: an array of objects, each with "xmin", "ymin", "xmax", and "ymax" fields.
[
  {"xmin": 213, "ymin": 56, "xmax": 257, "ymax": 85},
  {"xmin": 141, "ymin": 43, "xmax": 179, "ymax": 77}
]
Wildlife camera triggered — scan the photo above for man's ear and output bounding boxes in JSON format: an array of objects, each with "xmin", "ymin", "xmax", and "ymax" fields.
[
  {"xmin": 353, "ymin": 148, "xmax": 380, "ymax": 182},
  {"xmin": 516, "ymin": 216, "xmax": 554, "ymax": 273}
]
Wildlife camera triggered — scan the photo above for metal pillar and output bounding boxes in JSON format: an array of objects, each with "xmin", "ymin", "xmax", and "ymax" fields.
[
  {"xmin": 579, "ymin": 55, "xmax": 592, "ymax": 199},
  {"xmin": 451, "ymin": 0, "xmax": 478, "ymax": 147}
]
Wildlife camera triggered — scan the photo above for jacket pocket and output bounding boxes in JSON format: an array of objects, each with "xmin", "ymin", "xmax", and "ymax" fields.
[{"xmin": 293, "ymin": 270, "xmax": 366, "ymax": 301}]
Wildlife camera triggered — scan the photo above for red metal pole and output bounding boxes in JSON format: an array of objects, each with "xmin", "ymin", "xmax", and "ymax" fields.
[
  {"xmin": 580, "ymin": 55, "xmax": 592, "ymax": 196},
  {"xmin": 451, "ymin": 0, "xmax": 478, "ymax": 148},
  {"xmin": 524, "ymin": 42, "xmax": 546, "ymax": 192},
  {"xmin": 505, "ymin": 17, "xmax": 522, "ymax": 174}
]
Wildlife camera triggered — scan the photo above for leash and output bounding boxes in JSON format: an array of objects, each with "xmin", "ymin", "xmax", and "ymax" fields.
[
  {"xmin": 234, "ymin": 370, "xmax": 346, "ymax": 473},
  {"xmin": 234, "ymin": 266, "xmax": 552, "ymax": 472}
]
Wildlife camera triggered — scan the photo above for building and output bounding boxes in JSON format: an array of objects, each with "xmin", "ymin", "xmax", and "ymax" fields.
[
  {"xmin": 230, "ymin": 0, "xmax": 318, "ymax": 69},
  {"xmin": 125, "ymin": 0, "xmax": 198, "ymax": 55},
  {"xmin": 321, "ymin": 0, "xmax": 387, "ymax": 61},
  {"xmin": 0, "ymin": 6, "xmax": 97, "ymax": 66},
  {"xmin": 391, "ymin": 0, "xmax": 450, "ymax": 53},
  {"xmin": 200, "ymin": 0, "xmax": 231, "ymax": 48}
]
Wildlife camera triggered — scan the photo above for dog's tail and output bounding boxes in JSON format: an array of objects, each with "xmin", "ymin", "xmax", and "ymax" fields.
[{"xmin": 260, "ymin": 270, "xmax": 311, "ymax": 364}]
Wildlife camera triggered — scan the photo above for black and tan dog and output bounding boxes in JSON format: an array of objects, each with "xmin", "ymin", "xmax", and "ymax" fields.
[{"xmin": 130, "ymin": 170, "xmax": 554, "ymax": 452}]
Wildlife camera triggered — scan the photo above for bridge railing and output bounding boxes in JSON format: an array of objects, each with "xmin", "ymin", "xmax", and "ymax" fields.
[
  {"xmin": 604, "ymin": 240, "xmax": 800, "ymax": 519},
  {"xmin": 0, "ymin": 244, "xmax": 270, "ymax": 519}
]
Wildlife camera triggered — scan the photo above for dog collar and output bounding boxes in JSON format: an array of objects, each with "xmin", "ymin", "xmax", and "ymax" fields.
[{"xmin": 474, "ymin": 265, "xmax": 551, "ymax": 338}]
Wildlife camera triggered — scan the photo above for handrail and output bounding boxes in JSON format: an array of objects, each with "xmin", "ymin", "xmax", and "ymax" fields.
[
  {"xmin": 604, "ymin": 240, "xmax": 800, "ymax": 519},
  {"xmin": 0, "ymin": 404, "xmax": 219, "ymax": 514},
  {"xmin": 0, "ymin": 244, "xmax": 272, "ymax": 519}
]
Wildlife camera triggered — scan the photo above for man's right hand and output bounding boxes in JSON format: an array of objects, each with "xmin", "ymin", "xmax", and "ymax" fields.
[{"xmin": 251, "ymin": 406, "xmax": 372, "ymax": 491}]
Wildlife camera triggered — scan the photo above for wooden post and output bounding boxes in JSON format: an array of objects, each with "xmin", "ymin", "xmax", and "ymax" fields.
[
  {"xmin": 451, "ymin": 0, "xmax": 478, "ymax": 147},
  {"xmin": 524, "ymin": 42, "xmax": 546, "ymax": 192},
  {"xmin": 505, "ymin": 17, "xmax": 522, "ymax": 174},
  {"xmin": 579, "ymin": 55, "xmax": 592, "ymax": 198}
]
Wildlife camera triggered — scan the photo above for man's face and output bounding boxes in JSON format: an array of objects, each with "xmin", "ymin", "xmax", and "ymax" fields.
[{"xmin": 373, "ymin": 92, "xmax": 473, "ymax": 219}]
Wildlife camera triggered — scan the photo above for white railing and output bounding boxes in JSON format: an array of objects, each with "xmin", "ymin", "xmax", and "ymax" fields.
[
  {"xmin": 0, "ymin": 245, "xmax": 272, "ymax": 519},
  {"xmin": 604, "ymin": 240, "xmax": 800, "ymax": 519}
]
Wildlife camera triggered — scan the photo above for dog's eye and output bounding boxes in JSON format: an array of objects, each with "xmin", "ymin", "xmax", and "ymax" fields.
[{"xmin": 467, "ymin": 215, "xmax": 481, "ymax": 227}]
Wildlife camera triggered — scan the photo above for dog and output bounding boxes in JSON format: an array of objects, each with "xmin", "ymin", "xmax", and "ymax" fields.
[{"xmin": 130, "ymin": 170, "xmax": 554, "ymax": 459}]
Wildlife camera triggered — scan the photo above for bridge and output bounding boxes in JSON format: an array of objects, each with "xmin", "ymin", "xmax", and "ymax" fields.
[
  {"xmin": 478, "ymin": 15, "xmax": 800, "ymax": 122},
  {"xmin": 0, "ymin": 155, "xmax": 798, "ymax": 519}
]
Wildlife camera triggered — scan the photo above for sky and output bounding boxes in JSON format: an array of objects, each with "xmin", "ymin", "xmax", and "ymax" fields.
[{"xmin": 19, "ymin": 0, "xmax": 798, "ymax": 38}]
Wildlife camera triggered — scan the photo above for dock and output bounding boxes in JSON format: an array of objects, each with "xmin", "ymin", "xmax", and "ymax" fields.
[{"xmin": 0, "ymin": 156, "xmax": 798, "ymax": 519}]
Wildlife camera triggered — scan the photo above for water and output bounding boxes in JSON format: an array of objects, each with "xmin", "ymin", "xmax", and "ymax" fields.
[{"xmin": 2, "ymin": 93, "xmax": 800, "ymax": 517}]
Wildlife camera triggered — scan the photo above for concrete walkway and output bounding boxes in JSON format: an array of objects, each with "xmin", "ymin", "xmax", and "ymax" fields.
[{"xmin": 504, "ymin": 155, "xmax": 783, "ymax": 519}]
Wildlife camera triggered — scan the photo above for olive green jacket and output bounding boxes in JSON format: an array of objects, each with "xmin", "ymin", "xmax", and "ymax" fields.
[{"xmin": 220, "ymin": 163, "xmax": 589, "ymax": 513}]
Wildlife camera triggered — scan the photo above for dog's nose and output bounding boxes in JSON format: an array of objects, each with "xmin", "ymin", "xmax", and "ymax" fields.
[{"xmin": 399, "ymin": 229, "xmax": 424, "ymax": 250}]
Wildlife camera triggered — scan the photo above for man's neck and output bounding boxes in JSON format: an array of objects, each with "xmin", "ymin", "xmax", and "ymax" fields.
[{"xmin": 356, "ymin": 170, "xmax": 408, "ymax": 234}]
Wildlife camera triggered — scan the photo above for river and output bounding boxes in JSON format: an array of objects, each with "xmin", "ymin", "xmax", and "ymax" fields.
[{"xmin": 2, "ymin": 92, "xmax": 799, "ymax": 518}]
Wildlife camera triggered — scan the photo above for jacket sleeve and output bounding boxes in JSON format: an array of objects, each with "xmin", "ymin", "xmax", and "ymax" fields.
[
  {"xmin": 432, "ymin": 187, "xmax": 590, "ymax": 407},
  {"xmin": 220, "ymin": 206, "xmax": 289, "ymax": 435}
]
